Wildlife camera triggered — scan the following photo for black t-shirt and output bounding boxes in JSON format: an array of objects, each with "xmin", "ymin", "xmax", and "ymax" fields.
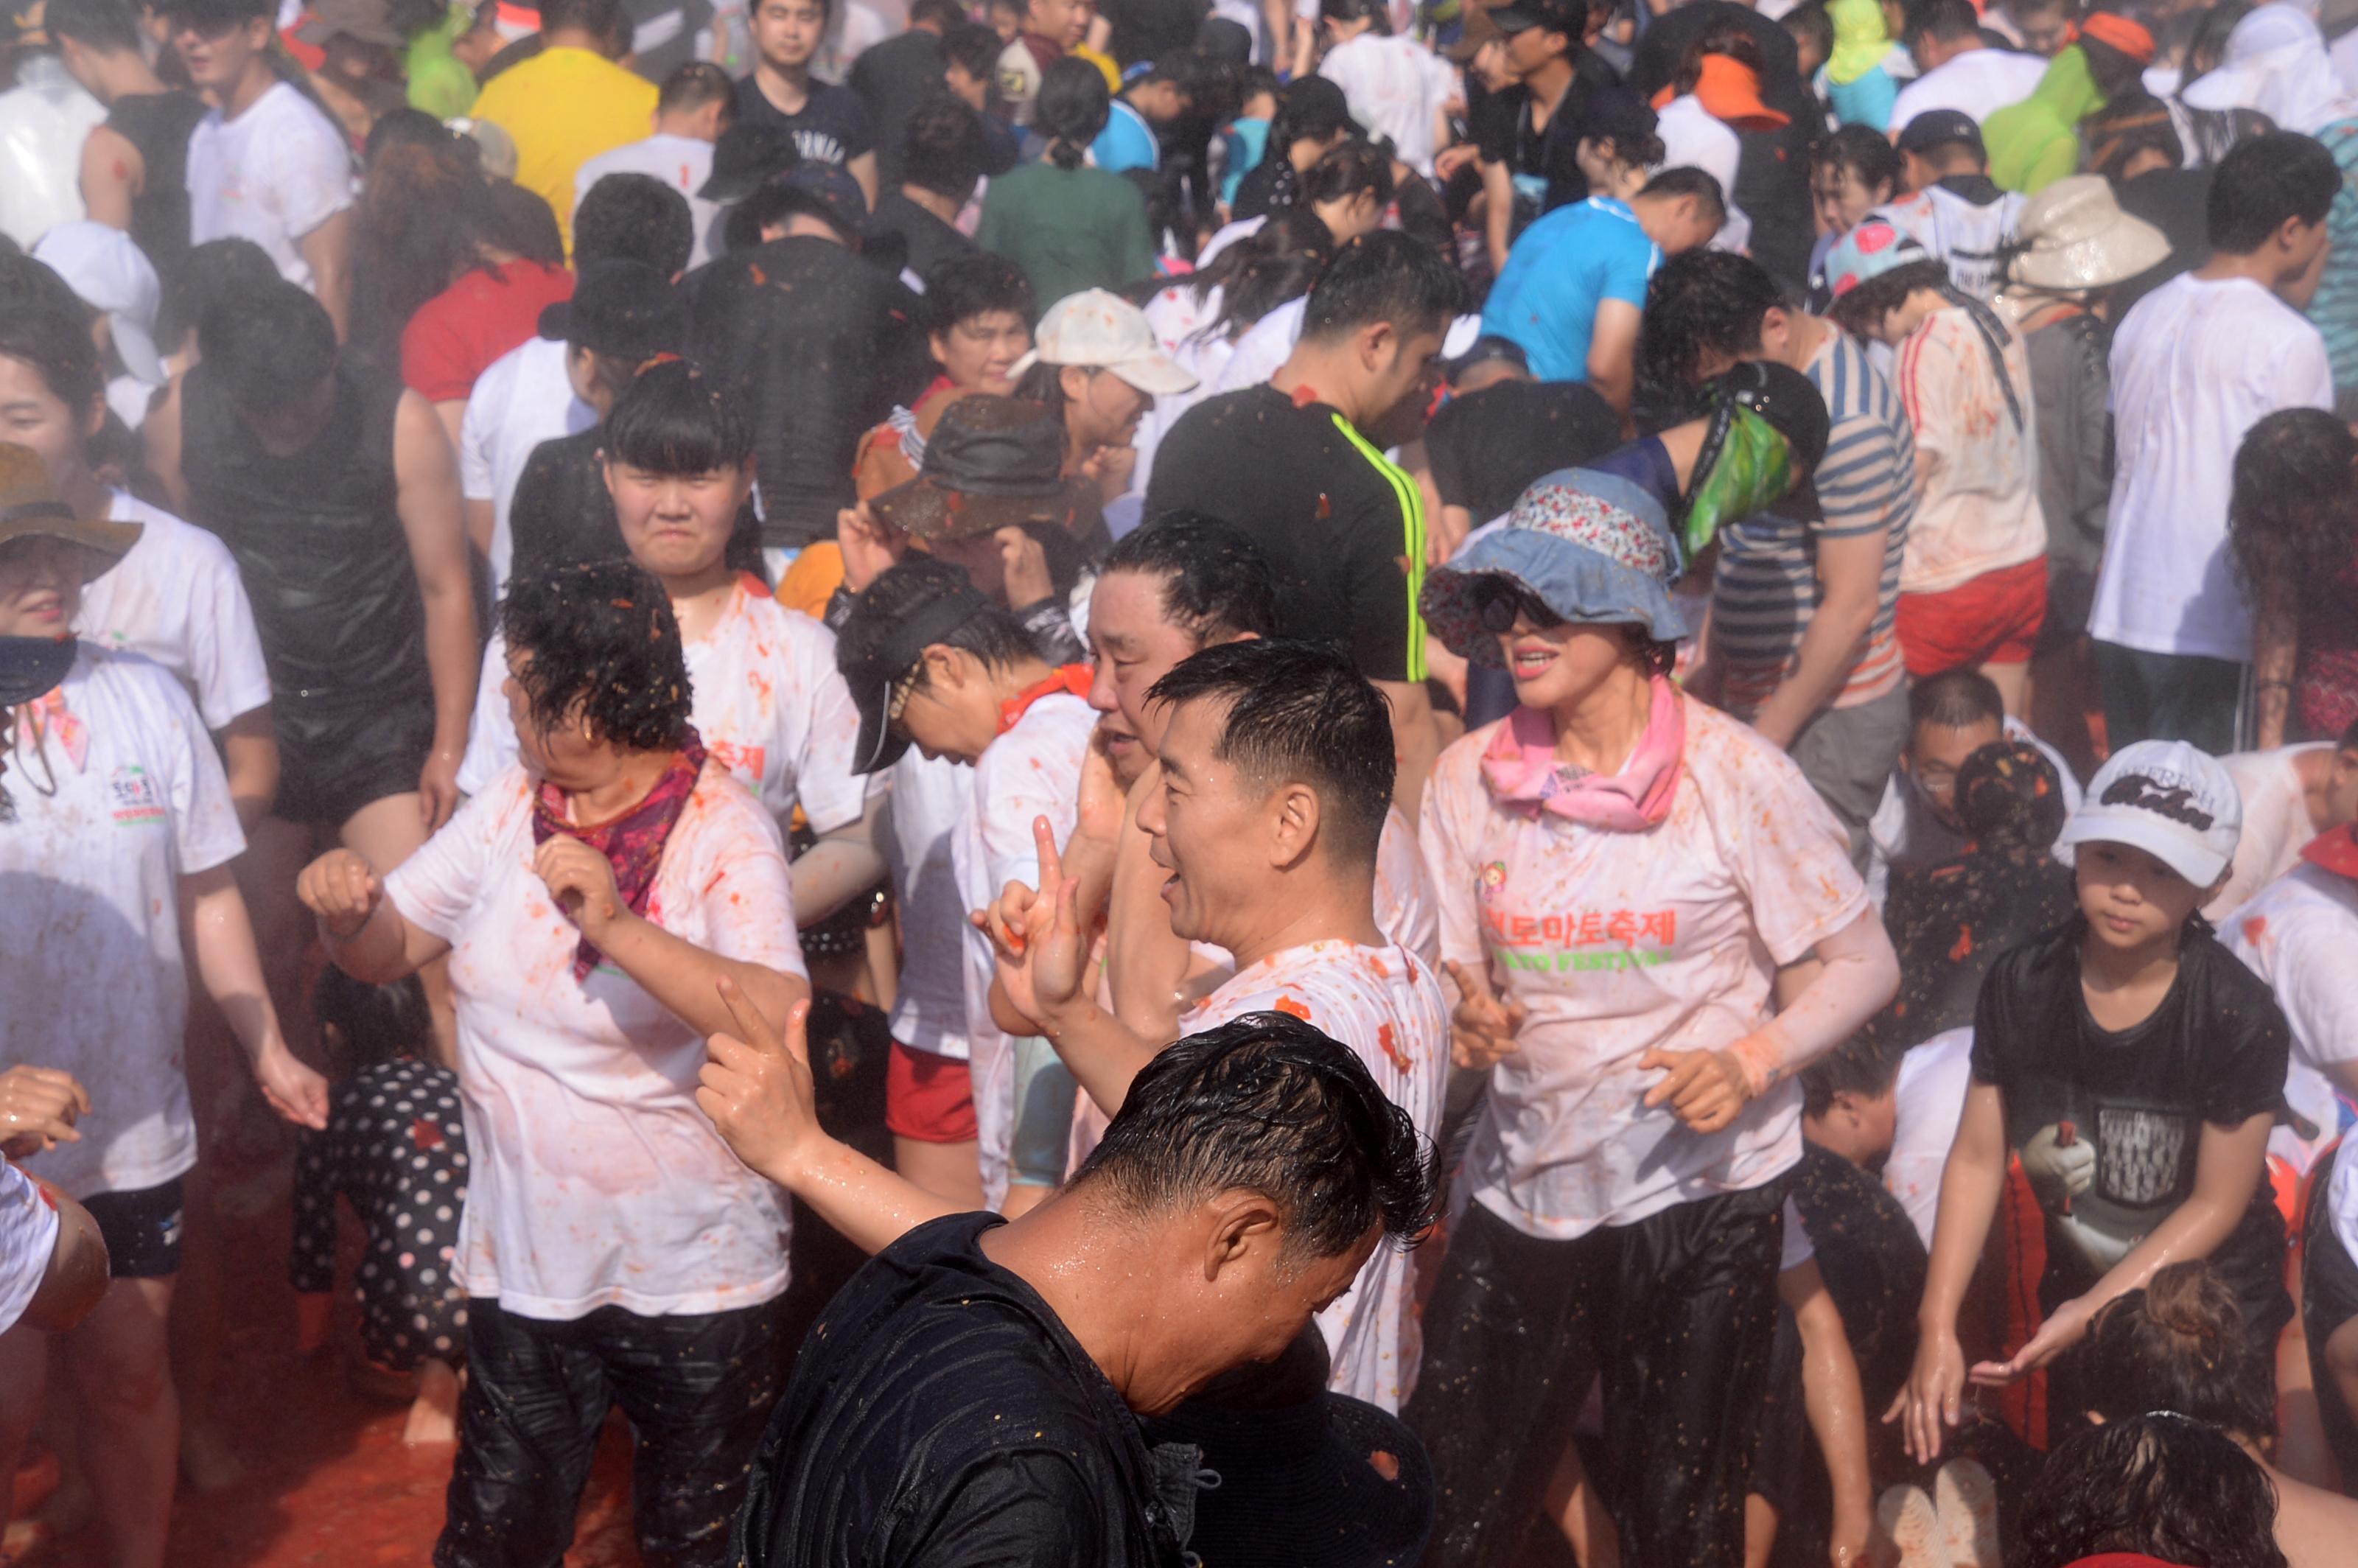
[
  {"xmin": 1970, "ymin": 918, "xmax": 2291, "ymax": 1312},
  {"xmin": 1099, "ymin": 0, "xmax": 1209, "ymax": 66},
  {"xmin": 105, "ymin": 89, "xmax": 208, "ymax": 290},
  {"xmin": 1425, "ymin": 379, "xmax": 1620, "ymax": 523},
  {"xmin": 1874, "ymin": 847, "xmax": 2079, "ymax": 1051},
  {"xmin": 1472, "ymin": 76, "xmax": 1592, "ymax": 217},
  {"xmin": 735, "ymin": 74, "xmax": 875, "ymax": 166},
  {"xmin": 850, "ymin": 27, "xmax": 945, "ymax": 184},
  {"xmin": 735, "ymin": 1212, "xmax": 1186, "ymax": 1568},
  {"xmin": 1145, "ymin": 384, "xmax": 1427, "ymax": 684},
  {"xmin": 870, "ymin": 189, "xmax": 975, "ymax": 285}
]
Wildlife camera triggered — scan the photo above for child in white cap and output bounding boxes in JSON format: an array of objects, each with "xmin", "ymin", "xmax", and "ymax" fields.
[{"xmin": 1892, "ymin": 738, "xmax": 2295, "ymax": 1463}]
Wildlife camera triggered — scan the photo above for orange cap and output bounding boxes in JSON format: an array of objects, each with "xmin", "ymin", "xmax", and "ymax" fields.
[
  {"xmin": 2079, "ymin": 11, "xmax": 2154, "ymax": 63},
  {"xmin": 1651, "ymin": 55, "xmax": 1791, "ymax": 133}
]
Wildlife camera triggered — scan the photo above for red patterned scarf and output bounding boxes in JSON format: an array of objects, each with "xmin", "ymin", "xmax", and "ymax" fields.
[{"xmin": 532, "ymin": 727, "xmax": 707, "ymax": 980}]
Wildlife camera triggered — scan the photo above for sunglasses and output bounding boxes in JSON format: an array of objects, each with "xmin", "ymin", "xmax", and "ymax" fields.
[{"xmin": 1474, "ymin": 579, "xmax": 1564, "ymax": 636}]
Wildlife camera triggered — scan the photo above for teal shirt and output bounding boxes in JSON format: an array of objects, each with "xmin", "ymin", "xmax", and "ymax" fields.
[
  {"xmin": 2310, "ymin": 116, "xmax": 2358, "ymax": 402},
  {"xmin": 976, "ymin": 161, "xmax": 1156, "ymax": 307}
]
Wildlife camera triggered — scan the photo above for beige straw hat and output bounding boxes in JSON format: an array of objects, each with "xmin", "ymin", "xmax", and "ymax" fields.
[{"xmin": 2007, "ymin": 175, "xmax": 2172, "ymax": 293}]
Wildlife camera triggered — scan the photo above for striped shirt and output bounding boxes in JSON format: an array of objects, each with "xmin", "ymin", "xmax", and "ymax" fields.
[{"xmin": 1712, "ymin": 329, "xmax": 1912, "ymax": 718}]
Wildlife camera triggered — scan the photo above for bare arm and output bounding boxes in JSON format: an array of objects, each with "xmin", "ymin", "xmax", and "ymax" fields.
[
  {"xmin": 1374, "ymin": 676, "xmax": 1438, "ymax": 821},
  {"xmin": 299, "ymin": 209, "xmax": 354, "ymax": 343},
  {"xmin": 846, "ymin": 150, "xmax": 879, "ymax": 210},
  {"xmin": 144, "ymin": 373, "xmax": 186, "ymax": 511},
  {"xmin": 1481, "ymin": 158, "xmax": 1514, "ymax": 276},
  {"xmin": 79, "ymin": 124, "xmax": 142, "ymax": 231},
  {"xmin": 788, "ymin": 791, "xmax": 889, "ymax": 926},
  {"xmin": 464, "ymin": 496, "xmax": 495, "ymax": 559},
  {"xmin": 433, "ymin": 399, "xmax": 467, "ymax": 463},
  {"xmin": 220, "ymin": 706, "xmax": 279, "ymax": 833},
  {"xmin": 2250, "ymin": 593, "xmax": 2298, "ymax": 752},
  {"xmin": 1785, "ymin": 1258, "xmax": 1874, "ymax": 1568},
  {"xmin": 297, "ymin": 847, "xmax": 454, "ymax": 981},
  {"xmin": 393, "ymin": 389, "xmax": 480, "ymax": 832},
  {"xmin": 1749, "ymin": 529, "xmax": 1886, "ymax": 752},
  {"xmin": 1889, "ymin": 1079, "xmax": 2008, "ymax": 1463},
  {"xmin": 181, "ymin": 863, "xmax": 329, "ymax": 1129},
  {"xmin": 19, "ymin": 1175, "xmax": 108, "ymax": 1333},
  {"xmin": 1585, "ymin": 298, "xmax": 1640, "ymax": 426}
]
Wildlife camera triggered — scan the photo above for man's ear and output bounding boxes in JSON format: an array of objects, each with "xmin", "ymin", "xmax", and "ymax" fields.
[
  {"xmin": 921, "ymin": 643, "xmax": 964, "ymax": 692},
  {"xmin": 1200, "ymin": 1188, "xmax": 1285, "ymax": 1281},
  {"xmin": 1265, "ymin": 779, "xmax": 1323, "ymax": 871},
  {"xmin": 1358, "ymin": 318, "xmax": 1399, "ymax": 373}
]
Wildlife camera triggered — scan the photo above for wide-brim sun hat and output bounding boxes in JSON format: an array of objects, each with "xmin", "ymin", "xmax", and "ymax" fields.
[
  {"xmin": 2008, "ymin": 174, "xmax": 2172, "ymax": 291},
  {"xmin": 0, "ymin": 442, "xmax": 142, "ymax": 583},
  {"xmin": 1421, "ymin": 466, "xmax": 1693, "ymax": 663},
  {"xmin": 870, "ymin": 394, "xmax": 1089, "ymax": 542}
]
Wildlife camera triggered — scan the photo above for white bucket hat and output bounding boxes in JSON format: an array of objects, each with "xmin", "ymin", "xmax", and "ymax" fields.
[
  {"xmin": 29, "ymin": 221, "xmax": 165, "ymax": 385},
  {"xmin": 2007, "ymin": 175, "xmax": 2173, "ymax": 293},
  {"xmin": 1010, "ymin": 288, "xmax": 1199, "ymax": 396}
]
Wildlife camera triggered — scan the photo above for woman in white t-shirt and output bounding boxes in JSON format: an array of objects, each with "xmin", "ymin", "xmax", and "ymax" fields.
[
  {"xmin": 0, "ymin": 447, "xmax": 326, "ymax": 1568},
  {"xmin": 1405, "ymin": 453, "xmax": 1900, "ymax": 1566},
  {"xmin": 297, "ymin": 557, "xmax": 811, "ymax": 1565}
]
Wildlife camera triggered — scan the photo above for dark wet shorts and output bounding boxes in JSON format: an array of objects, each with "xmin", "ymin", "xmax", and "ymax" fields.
[
  {"xmin": 274, "ymin": 696, "xmax": 436, "ymax": 827},
  {"xmin": 2305, "ymin": 1141, "xmax": 2358, "ymax": 1484},
  {"xmin": 84, "ymin": 1177, "xmax": 185, "ymax": 1279}
]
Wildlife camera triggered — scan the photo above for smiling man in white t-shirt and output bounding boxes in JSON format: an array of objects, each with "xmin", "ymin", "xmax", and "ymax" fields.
[{"xmin": 2092, "ymin": 132, "xmax": 2340, "ymax": 755}]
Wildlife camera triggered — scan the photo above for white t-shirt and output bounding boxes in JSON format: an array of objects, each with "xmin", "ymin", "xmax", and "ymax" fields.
[
  {"xmin": 1886, "ymin": 48, "xmax": 2049, "ymax": 133},
  {"xmin": 2208, "ymin": 743, "xmax": 2332, "ymax": 920},
  {"xmin": 76, "ymin": 491, "xmax": 273, "ymax": 732},
  {"xmin": 0, "ymin": 1162, "xmax": 58, "ymax": 1335},
  {"xmin": 1214, "ymin": 295, "xmax": 1305, "ymax": 394},
  {"xmin": 1180, "ymin": 939, "xmax": 1448, "ymax": 1413},
  {"xmin": 1195, "ymin": 214, "xmax": 1267, "ymax": 270},
  {"xmin": 1883, "ymin": 1026, "xmax": 1974, "ymax": 1249},
  {"xmin": 1864, "ymin": 715, "xmax": 2082, "ymax": 907},
  {"xmin": 2093, "ymin": 273, "xmax": 2334, "ymax": 663},
  {"xmin": 459, "ymin": 336, "xmax": 598, "ymax": 600},
  {"xmin": 185, "ymin": 82, "xmax": 354, "ymax": 294},
  {"xmin": 0, "ymin": 648, "xmax": 244, "ymax": 1200},
  {"xmin": 1318, "ymin": 33, "xmax": 1456, "ymax": 177},
  {"xmin": 0, "ymin": 56, "xmax": 105, "ymax": 251},
  {"xmin": 2221, "ymin": 864, "xmax": 2358, "ymax": 1176},
  {"xmin": 886, "ymin": 748, "xmax": 976, "ymax": 1062},
  {"xmin": 459, "ymin": 578, "xmax": 867, "ymax": 836},
  {"xmin": 955, "ymin": 690, "xmax": 1097, "ymax": 1203},
  {"xmin": 573, "ymin": 132, "xmax": 724, "ymax": 269},
  {"xmin": 2331, "ymin": 1117, "xmax": 2358, "ymax": 1271},
  {"xmin": 1421, "ymin": 695, "xmax": 1870, "ymax": 1240},
  {"xmin": 1654, "ymin": 94, "xmax": 1741, "ymax": 195},
  {"xmin": 384, "ymin": 762, "xmax": 807, "ymax": 1319}
]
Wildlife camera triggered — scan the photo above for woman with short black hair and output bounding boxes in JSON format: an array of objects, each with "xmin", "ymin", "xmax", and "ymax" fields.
[{"xmin": 976, "ymin": 57, "xmax": 1158, "ymax": 305}]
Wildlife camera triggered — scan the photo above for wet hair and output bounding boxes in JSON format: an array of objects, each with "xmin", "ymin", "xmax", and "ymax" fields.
[
  {"xmin": 1812, "ymin": 122, "xmax": 1902, "ymax": 196},
  {"xmin": 573, "ymin": 172, "xmax": 695, "ymax": 276},
  {"xmin": 1637, "ymin": 165, "xmax": 1726, "ymax": 229},
  {"xmin": 1637, "ymin": 248, "xmax": 1786, "ymax": 388},
  {"xmin": 312, "ymin": 967, "xmax": 431, "ymax": 1077},
  {"xmin": 44, "ymin": 0, "xmax": 146, "ymax": 52},
  {"xmin": 1799, "ymin": 1037, "xmax": 1900, "ymax": 1119},
  {"xmin": 2209, "ymin": 133, "xmax": 2341, "ymax": 255},
  {"xmin": 911, "ymin": 0, "xmax": 967, "ymax": 27},
  {"xmin": 1197, "ymin": 208, "xmax": 1332, "ymax": 343},
  {"xmin": 2083, "ymin": 1262, "xmax": 2277, "ymax": 1441},
  {"xmin": 2182, "ymin": 0, "xmax": 2249, "ymax": 80},
  {"xmin": 1909, "ymin": 666, "xmax": 2005, "ymax": 733},
  {"xmin": 2014, "ymin": 1413, "xmax": 2287, "ymax": 1568},
  {"xmin": 941, "ymin": 21, "xmax": 1003, "ymax": 83},
  {"xmin": 1908, "ymin": 0, "xmax": 1979, "ymax": 44},
  {"xmin": 1101, "ymin": 512, "xmax": 1281, "ymax": 643},
  {"xmin": 1955, "ymin": 739, "xmax": 2067, "ymax": 853},
  {"xmin": 837, "ymin": 555, "xmax": 1042, "ymax": 682},
  {"xmin": 2230, "ymin": 406, "xmax": 2358, "ymax": 629},
  {"xmin": 1298, "ymin": 136, "xmax": 1395, "ymax": 210},
  {"xmin": 657, "ymin": 59, "xmax": 733, "ymax": 116},
  {"xmin": 199, "ymin": 279, "xmax": 338, "ymax": 416},
  {"xmin": 1826, "ymin": 257, "xmax": 1950, "ymax": 337},
  {"xmin": 901, "ymin": 94, "xmax": 991, "ymax": 202},
  {"xmin": 351, "ymin": 140, "xmax": 508, "ymax": 357},
  {"xmin": 2082, "ymin": 91, "xmax": 2186, "ymax": 182},
  {"xmin": 1074, "ymin": 1009, "xmax": 1435, "ymax": 1266},
  {"xmin": 2078, "ymin": 32, "xmax": 2147, "ymax": 99},
  {"xmin": 1668, "ymin": 23, "xmax": 1763, "ymax": 97},
  {"xmin": 0, "ymin": 255, "xmax": 91, "ymax": 329},
  {"xmin": 603, "ymin": 359, "xmax": 753, "ymax": 475},
  {"xmin": 486, "ymin": 180, "xmax": 565, "ymax": 266},
  {"xmin": 919, "ymin": 250, "xmax": 1035, "ymax": 339},
  {"xmin": 157, "ymin": 237, "xmax": 279, "ymax": 353},
  {"xmin": 1038, "ymin": 56, "xmax": 1113, "ymax": 170},
  {"xmin": 497, "ymin": 559, "xmax": 694, "ymax": 753},
  {"xmin": 1144, "ymin": 638, "xmax": 1394, "ymax": 869},
  {"xmin": 1300, "ymin": 228, "xmax": 1469, "ymax": 345},
  {"xmin": 540, "ymin": 0, "xmax": 626, "ymax": 37},
  {"xmin": 1782, "ymin": 0, "xmax": 1832, "ymax": 62},
  {"xmin": 1237, "ymin": 63, "xmax": 1281, "ymax": 110},
  {"xmin": 363, "ymin": 108, "xmax": 454, "ymax": 168},
  {"xmin": 0, "ymin": 304, "xmax": 105, "ymax": 419}
]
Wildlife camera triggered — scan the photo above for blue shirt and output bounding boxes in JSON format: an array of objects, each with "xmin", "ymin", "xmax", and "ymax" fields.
[
  {"xmin": 1480, "ymin": 197, "xmax": 1660, "ymax": 384},
  {"xmin": 1091, "ymin": 99, "xmax": 1159, "ymax": 174}
]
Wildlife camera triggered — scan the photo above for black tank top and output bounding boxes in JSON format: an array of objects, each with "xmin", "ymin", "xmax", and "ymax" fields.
[
  {"xmin": 104, "ymin": 91, "xmax": 209, "ymax": 290},
  {"xmin": 180, "ymin": 360, "xmax": 430, "ymax": 718}
]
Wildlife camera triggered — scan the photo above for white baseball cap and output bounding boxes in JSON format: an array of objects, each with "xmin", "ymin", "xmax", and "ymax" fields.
[
  {"xmin": 2053, "ymin": 739, "xmax": 2243, "ymax": 889},
  {"xmin": 30, "ymin": 222, "xmax": 166, "ymax": 387},
  {"xmin": 1011, "ymin": 288, "xmax": 1199, "ymax": 397}
]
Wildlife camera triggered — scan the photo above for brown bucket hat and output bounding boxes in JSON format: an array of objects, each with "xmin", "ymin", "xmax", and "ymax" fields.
[
  {"xmin": 870, "ymin": 395, "xmax": 1091, "ymax": 542},
  {"xmin": 0, "ymin": 442, "xmax": 141, "ymax": 581}
]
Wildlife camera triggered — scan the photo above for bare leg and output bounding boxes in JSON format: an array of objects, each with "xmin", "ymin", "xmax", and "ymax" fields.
[
  {"xmin": 341, "ymin": 793, "xmax": 455, "ymax": 1068},
  {"xmin": 892, "ymin": 1138, "xmax": 984, "ymax": 1211},
  {"xmin": 0, "ymin": 1320, "xmax": 46, "ymax": 1532},
  {"xmin": 64, "ymin": 1275, "xmax": 178, "ymax": 1568},
  {"xmin": 1742, "ymin": 1493, "xmax": 1777, "ymax": 1568},
  {"xmin": 1979, "ymin": 660, "xmax": 2030, "ymax": 721},
  {"xmin": 2323, "ymin": 1316, "xmax": 2358, "ymax": 1490},
  {"xmin": 2277, "ymin": 1261, "xmax": 2334, "ymax": 1489},
  {"xmin": 1541, "ymin": 1438, "xmax": 1620, "ymax": 1568},
  {"xmin": 403, "ymin": 1359, "xmax": 461, "ymax": 1449}
]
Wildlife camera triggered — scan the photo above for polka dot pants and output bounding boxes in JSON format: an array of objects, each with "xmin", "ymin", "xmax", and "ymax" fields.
[{"xmin": 290, "ymin": 1058, "xmax": 470, "ymax": 1373}]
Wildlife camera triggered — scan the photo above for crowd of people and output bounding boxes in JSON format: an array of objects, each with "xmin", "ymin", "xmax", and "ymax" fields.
[{"xmin": 3, "ymin": 0, "xmax": 2358, "ymax": 1561}]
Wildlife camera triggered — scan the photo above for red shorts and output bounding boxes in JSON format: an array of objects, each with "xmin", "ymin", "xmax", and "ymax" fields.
[
  {"xmin": 1895, "ymin": 556, "xmax": 2049, "ymax": 675},
  {"xmin": 886, "ymin": 1040, "xmax": 978, "ymax": 1144}
]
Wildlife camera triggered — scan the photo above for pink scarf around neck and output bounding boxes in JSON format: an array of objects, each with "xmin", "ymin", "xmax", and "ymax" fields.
[{"xmin": 1480, "ymin": 677, "xmax": 1684, "ymax": 831}]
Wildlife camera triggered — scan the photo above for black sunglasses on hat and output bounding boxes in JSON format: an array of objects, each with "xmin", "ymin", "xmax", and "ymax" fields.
[{"xmin": 1474, "ymin": 578, "xmax": 1563, "ymax": 634}]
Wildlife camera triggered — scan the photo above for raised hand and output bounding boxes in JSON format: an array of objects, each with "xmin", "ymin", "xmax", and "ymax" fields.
[
  {"xmin": 296, "ymin": 848, "xmax": 383, "ymax": 940},
  {"xmin": 0, "ymin": 1065, "xmax": 90, "ymax": 1158},
  {"xmin": 837, "ymin": 502, "xmax": 907, "ymax": 594},
  {"xmin": 1444, "ymin": 959, "xmax": 1526, "ymax": 1068},
  {"xmin": 533, "ymin": 836, "xmax": 626, "ymax": 945},
  {"xmin": 994, "ymin": 526, "xmax": 1053, "ymax": 610},
  {"xmin": 696, "ymin": 979, "xmax": 822, "ymax": 1185}
]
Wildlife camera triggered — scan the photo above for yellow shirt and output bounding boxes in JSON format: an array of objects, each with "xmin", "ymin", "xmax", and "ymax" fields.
[
  {"xmin": 1072, "ymin": 41, "xmax": 1121, "ymax": 92},
  {"xmin": 470, "ymin": 46, "xmax": 657, "ymax": 249}
]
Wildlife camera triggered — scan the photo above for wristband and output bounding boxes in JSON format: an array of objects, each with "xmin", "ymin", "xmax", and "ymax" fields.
[{"xmin": 1724, "ymin": 1019, "xmax": 1794, "ymax": 1102}]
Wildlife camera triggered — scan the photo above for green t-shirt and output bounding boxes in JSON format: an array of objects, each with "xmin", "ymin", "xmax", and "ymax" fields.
[
  {"xmin": 975, "ymin": 161, "xmax": 1155, "ymax": 308},
  {"xmin": 406, "ymin": 6, "xmax": 479, "ymax": 120}
]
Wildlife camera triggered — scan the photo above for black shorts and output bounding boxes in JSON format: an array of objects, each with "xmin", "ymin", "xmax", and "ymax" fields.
[
  {"xmin": 273, "ymin": 696, "xmax": 436, "ymax": 826},
  {"xmin": 2304, "ymin": 1143, "xmax": 2358, "ymax": 1481},
  {"xmin": 83, "ymin": 1177, "xmax": 184, "ymax": 1279}
]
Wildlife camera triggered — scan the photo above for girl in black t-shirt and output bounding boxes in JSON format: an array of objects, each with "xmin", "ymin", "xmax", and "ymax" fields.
[{"xmin": 1890, "ymin": 740, "xmax": 2294, "ymax": 1465}]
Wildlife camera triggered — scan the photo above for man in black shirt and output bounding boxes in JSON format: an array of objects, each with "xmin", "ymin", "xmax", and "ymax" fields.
[
  {"xmin": 49, "ymin": 0, "xmax": 210, "ymax": 293},
  {"xmin": 738, "ymin": 0, "xmax": 879, "ymax": 204},
  {"xmin": 1472, "ymin": 0, "xmax": 1594, "ymax": 273},
  {"xmin": 866, "ymin": 96, "xmax": 986, "ymax": 286},
  {"xmin": 849, "ymin": 0, "xmax": 964, "ymax": 186},
  {"xmin": 1146, "ymin": 230, "xmax": 1467, "ymax": 813},
  {"xmin": 724, "ymin": 1010, "xmax": 1434, "ymax": 1568}
]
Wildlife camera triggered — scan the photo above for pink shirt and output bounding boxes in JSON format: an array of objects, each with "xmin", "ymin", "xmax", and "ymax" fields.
[{"xmin": 1421, "ymin": 696, "xmax": 1869, "ymax": 1240}]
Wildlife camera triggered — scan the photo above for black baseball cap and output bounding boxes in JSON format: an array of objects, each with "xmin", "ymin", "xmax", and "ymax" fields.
[
  {"xmin": 0, "ymin": 636, "xmax": 74, "ymax": 708},
  {"xmin": 699, "ymin": 122, "xmax": 800, "ymax": 202},
  {"xmin": 1488, "ymin": 0, "xmax": 1583, "ymax": 37},
  {"xmin": 536, "ymin": 259, "xmax": 683, "ymax": 360},
  {"xmin": 1896, "ymin": 108, "xmax": 1984, "ymax": 157},
  {"xmin": 839, "ymin": 582, "xmax": 998, "ymax": 774},
  {"xmin": 756, "ymin": 163, "xmax": 870, "ymax": 245}
]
